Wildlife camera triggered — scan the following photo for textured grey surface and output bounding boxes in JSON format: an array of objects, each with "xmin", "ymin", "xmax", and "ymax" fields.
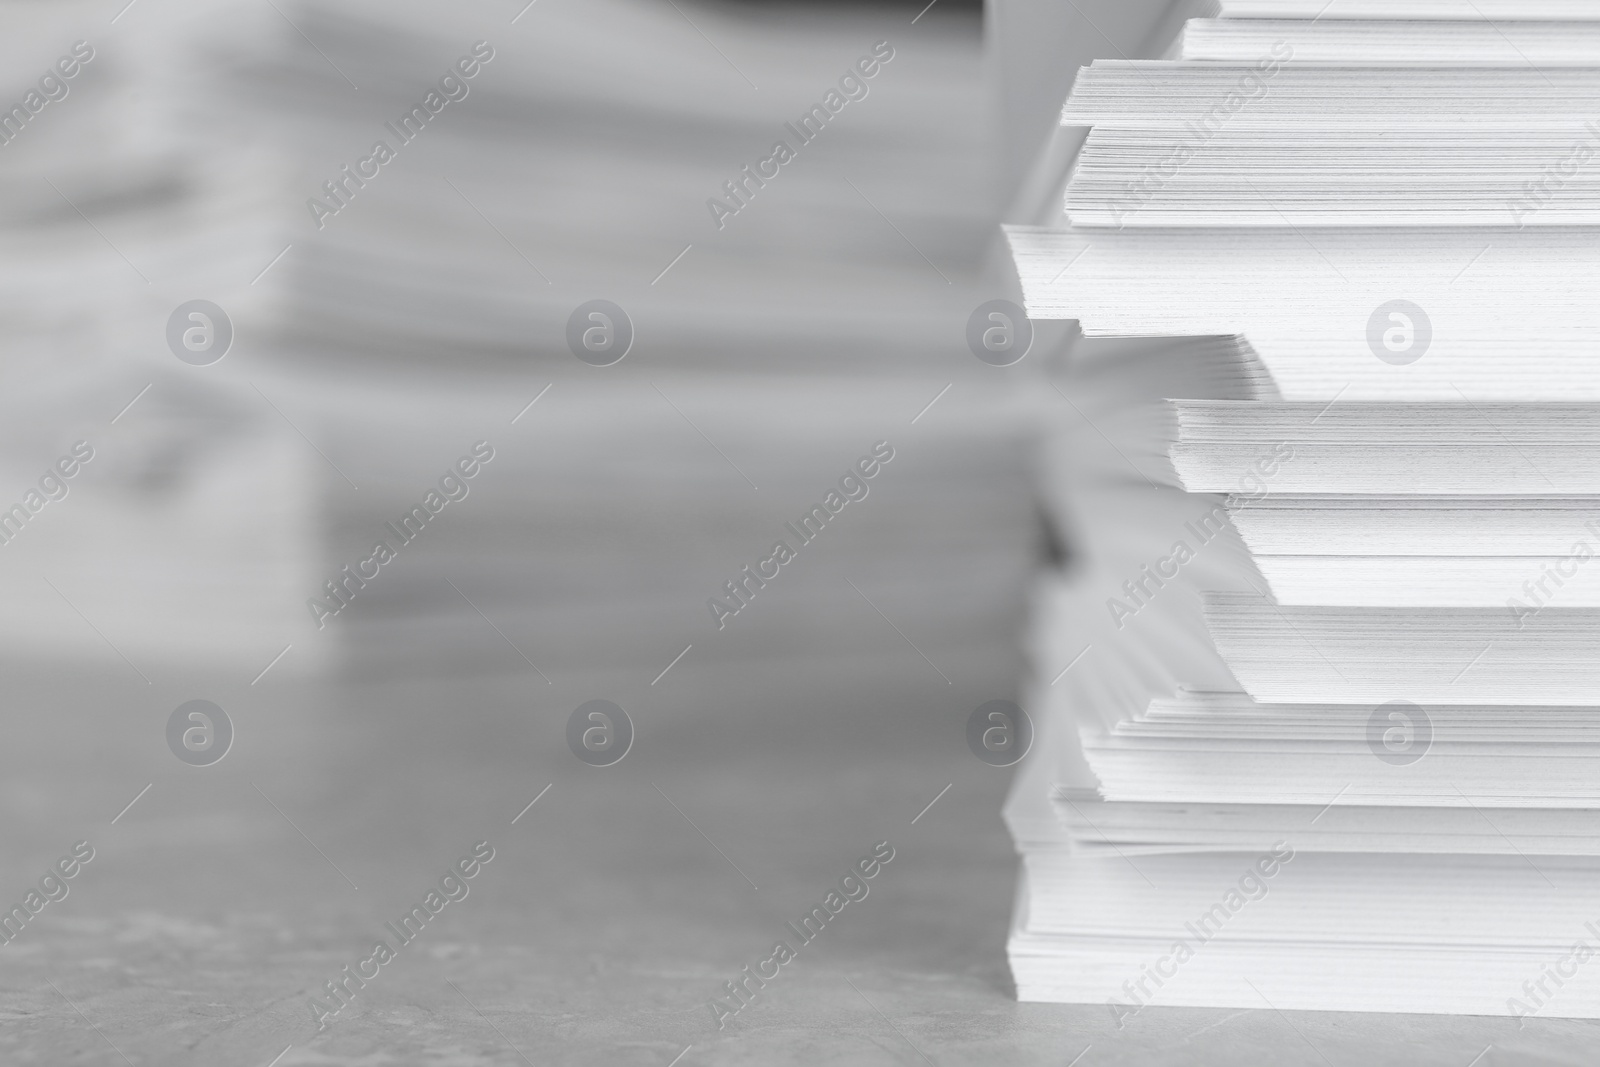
[{"xmin": 5, "ymin": 654, "xmax": 1594, "ymax": 1065}]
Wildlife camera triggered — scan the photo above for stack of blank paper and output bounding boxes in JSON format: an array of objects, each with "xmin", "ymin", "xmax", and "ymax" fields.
[{"xmin": 1004, "ymin": 1, "xmax": 1600, "ymax": 1022}]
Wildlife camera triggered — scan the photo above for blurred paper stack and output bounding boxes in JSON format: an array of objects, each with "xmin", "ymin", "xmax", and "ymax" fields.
[
  {"xmin": 0, "ymin": 2, "xmax": 318, "ymax": 679},
  {"xmin": 178, "ymin": 0, "xmax": 993, "ymax": 372},
  {"xmin": 1004, "ymin": 3, "xmax": 1600, "ymax": 1019},
  {"xmin": 3, "ymin": 0, "xmax": 1010, "ymax": 682},
  {"xmin": 155, "ymin": 0, "xmax": 999, "ymax": 679}
]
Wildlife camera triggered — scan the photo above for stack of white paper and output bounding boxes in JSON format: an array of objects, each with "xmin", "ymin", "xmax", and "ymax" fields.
[{"xmin": 1004, "ymin": 2, "xmax": 1600, "ymax": 1022}]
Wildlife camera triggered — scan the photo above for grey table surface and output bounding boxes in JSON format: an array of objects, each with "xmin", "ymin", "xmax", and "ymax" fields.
[{"xmin": 6, "ymin": 656, "xmax": 1595, "ymax": 1066}]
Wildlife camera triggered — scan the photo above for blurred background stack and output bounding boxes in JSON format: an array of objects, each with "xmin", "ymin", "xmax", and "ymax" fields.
[{"xmin": 2, "ymin": 0, "xmax": 1033, "ymax": 686}]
